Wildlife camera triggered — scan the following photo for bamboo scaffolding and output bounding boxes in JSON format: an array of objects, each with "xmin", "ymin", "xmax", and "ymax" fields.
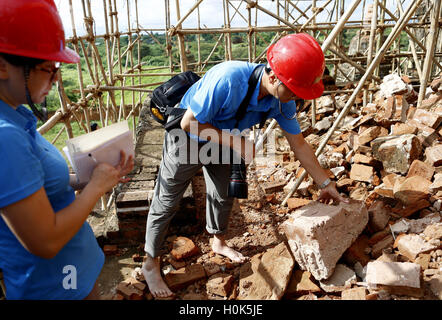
[
  {"xmin": 418, "ymin": 0, "xmax": 441, "ymax": 107},
  {"xmin": 37, "ymin": 0, "xmax": 441, "ymax": 152},
  {"xmin": 282, "ymin": 0, "xmax": 425, "ymax": 206}
]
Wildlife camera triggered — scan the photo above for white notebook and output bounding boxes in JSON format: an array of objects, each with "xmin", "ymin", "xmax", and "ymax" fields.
[{"xmin": 63, "ymin": 121, "xmax": 135, "ymax": 184}]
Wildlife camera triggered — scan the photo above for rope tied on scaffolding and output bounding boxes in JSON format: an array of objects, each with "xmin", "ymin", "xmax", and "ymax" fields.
[
  {"xmin": 168, "ymin": 26, "xmax": 177, "ymax": 37},
  {"xmin": 69, "ymin": 36, "xmax": 79, "ymax": 46},
  {"xmin": 246, "ymin": 1, "xmax": 257, "ymax": 10},
  {"xmin": 83, "ymin": 16, "xmax": 94, "ymax": 30}
]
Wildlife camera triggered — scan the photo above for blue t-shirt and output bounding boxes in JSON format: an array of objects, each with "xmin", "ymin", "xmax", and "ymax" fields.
[
  {"xmin": 179, "ymin": 61, "xmax": 301, "ymax": 135},
  {"xmin": 0, "ymin": 101, "xmax": 104, "ymax": 300}
]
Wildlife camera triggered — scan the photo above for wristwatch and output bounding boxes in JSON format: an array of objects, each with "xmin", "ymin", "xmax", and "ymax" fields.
[{"xmin": 318, "ymin": 178, "xmax": 332, "ymax": 189}]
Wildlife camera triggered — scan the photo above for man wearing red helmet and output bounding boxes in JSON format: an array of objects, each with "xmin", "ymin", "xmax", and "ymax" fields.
[
  {"xmin": 0, "ymin": 0, "xmax": 133, "ymax": 299},
  {"xmin": 142, "ymin": 33, "xmax": 347, "ymax": 298}
]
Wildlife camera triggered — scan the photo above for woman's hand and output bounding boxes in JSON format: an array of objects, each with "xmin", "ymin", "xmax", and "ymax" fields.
[
  {"xmin": 318, "ymin": 181, "xmax": 349, "ymax": 205},
  {"xmin": 88, "ymin": 150, "xmax": 134, "ymax": 194}
]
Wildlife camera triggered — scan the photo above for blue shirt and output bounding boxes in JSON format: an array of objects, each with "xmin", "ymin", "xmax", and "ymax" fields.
[
  {"xmin": 0, "ymin": 101, "xmax": 104, "ymax": 299},
  {"xmin": 179, "ymin": 61, "xmax": 301, "ymax": 135}
]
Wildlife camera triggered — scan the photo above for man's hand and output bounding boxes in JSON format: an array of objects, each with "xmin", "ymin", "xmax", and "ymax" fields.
[{"xmin": 318, "ymin": 181, "xmax": 349, "ymax": 205}]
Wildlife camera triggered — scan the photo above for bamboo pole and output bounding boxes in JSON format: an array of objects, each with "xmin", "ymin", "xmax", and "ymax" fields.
[
  {"xmin": 380, "ymin": 0, "xmax": 442, "ymax": 72},
  {"xmin": 321, "ymin": 0, "xmax": 362, "ymax": 52},
  {"xmin": 364, "ymin": 0, "xmax": 378, "ymax": 107},
  {"xmin": 174, "ymin": 0, "xmax": 188, "ymax": 72},
  {"xmin": 173, "ymin": 0, "xmax": 205, "ymax": 30},
  {"xmin": 244, "ymin": 0, "xmax": 299, "ymax": 31},
  {"xmin": 418, "ymin": 0, "xmax": 441, "ymax": 107}
]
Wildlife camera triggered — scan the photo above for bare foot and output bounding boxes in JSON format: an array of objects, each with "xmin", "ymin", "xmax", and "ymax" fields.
[
  {"xmin": 211, "ymin": 235, "xmax": 247, "ymax": 263},
  {"xmin": 141, "ymin": 255, "xmax": 174, "ymax": 299}
]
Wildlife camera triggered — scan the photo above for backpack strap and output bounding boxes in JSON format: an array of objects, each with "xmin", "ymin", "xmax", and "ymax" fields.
[{"xmin": 233, "ymin": 64, "xmax": 265, "ymax": 129}]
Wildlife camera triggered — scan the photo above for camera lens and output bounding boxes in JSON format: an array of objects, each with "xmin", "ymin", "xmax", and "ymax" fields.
[{"xmin": 228, "ymin": 161, "xmax": 248, "ymax": 199}]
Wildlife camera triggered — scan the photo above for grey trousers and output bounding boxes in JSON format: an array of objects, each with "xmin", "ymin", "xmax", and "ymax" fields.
[{"xmin": 144, "ymin": 129, "xmax": 234, "ymax": 258}]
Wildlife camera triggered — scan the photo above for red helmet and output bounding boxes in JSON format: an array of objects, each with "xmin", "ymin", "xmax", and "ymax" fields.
[
  {"xmin": 0, "ymin": 0, "xmax": 79, "ymax": 64},
  {"xmin": 267, "ymin": 33, "xmax": 325, "ymax": 100}
]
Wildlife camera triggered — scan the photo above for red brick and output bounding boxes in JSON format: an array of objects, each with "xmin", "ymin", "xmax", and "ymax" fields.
[
  {"xmin": 406, "ymin": 159, "xmax": 435, "ymax": 180},
  {"xmin": 413, "ymin": 109, "xmax": 442, "ymax": 129},
  {"xmin": 368, "ymin": 200, "xmax": 391, "ymax": 232},
  {"xmin": 116, "ymin": 279, "xmax": 144, "ymax": 300},
  {"xmin": 170, "ymin": 236, "xmax": 200, "ymax": 260},
  {"xmin": 391, "ymin": 199, "xmax": 430, "ymax": 217},
  {"xmin": 164, "ymin": 264, "xmax": 206, "ymax": 291},
  {"xmin": 350, "ymin": 163, "xmax": 374, "ymax": 183},
  {"xmin": 262, "ymin": 181, "xmax": 287, "ymax": 194},
  {"xmin": 103, "ymin": 245, "xmax": 118, "ymax": 256},
  {"xmin": 341, "ymin": 287, "xmax": 367, "ymax": 300},
  {"xmin": 425, "ymin": 144, "xmax": 442, "ymax": 167},
  {"xmin": 393, "ymin": 175, "xmax": 432, "ymax": 206},
  {"xmin": 206, "ymin": 273, "xmax": 234, "ymax": 297},
  {"xmin": 343, "ymin": 234, "xmax": 371, "ymax": 266},
  {"xmin": 285, "ymin": 270, "xmax": 321, "ymax": 297},
  {"xmin": 358, "ymin": 126, "xmax": 382, "ymax": 145},
  {"xmin": 391, "ymin": 123, "xmax": 418, "ymax": 135},
  {"xmin": 287, "ymin": 198, "xmax": 312, "ymax": 210}
]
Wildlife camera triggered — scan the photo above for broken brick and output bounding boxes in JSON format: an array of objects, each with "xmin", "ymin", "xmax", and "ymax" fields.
[
  {"xmin": 343, "ymin": 234, "xmax": 371, "ymax": 266},
  {"xmin": 164, "ymin": 264, "xmax": 206, "ymax": 291},
  {"xmin": 394, "ymin": 234, "xmax": 438, "ymax": 261},
  {"xmin": 341, "ymin": 287, "xmax": 368, "ymax": 300},
  {"xmin": 406, "ymin": 159, "xmax": 435, "ymax": 181},
  {"xmin": 366, "ymin": 261, "xmax": 421, "ymax": 288},
  {"xmin": 350, "ymin": 163, "xmax": 374, "ymax": 183},
  {"xmin": 285, "ymin": 270, "xmax": 321, "ymax": 298},
  {"xmin": 425, "ymin": 144, "xmax": 442, "ymax": 167},
  {"xmin": 367, "ymin": 200, "xmax": 391, "ymax": 232},
  {"xmin": 286, "ymin": 197, "xmax": 312, "ymax": 210},
  {"xmin": 371, "ymin": 134, "xmax": 421, "ymax": 175},
  {"xmin": 206, "ymin": 273, "xmax": 234, "ymax": 297},
  {"xmin": 357, "ymin": 126, "xmax": 382, "ymax": 145},
  {"xmin": 103, "ymin": 245, "xmax": 118, "ymax": 256},
  {"xmin": 413, "ymin": 108, "xmax": 442, "ymax": 129},
  {"xmin": 261, "ymin": 181, "xmax": 287, "ymax": 194},
  {"xmin": 282, "ymin": 201, "xmax": 368, "ymax": 280},
  {"xmin": 170, "ymin": 236, "xmax": 200, "ymax": 260},
  {"xmin": 393, "ymin": 175, "xmax": 432, "ymax": 206}
]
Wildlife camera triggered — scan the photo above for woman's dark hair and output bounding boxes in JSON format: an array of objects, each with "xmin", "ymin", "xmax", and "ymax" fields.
[{"xmin": 0, "ymin": 53, "xmax": 45, "ymax": 68}]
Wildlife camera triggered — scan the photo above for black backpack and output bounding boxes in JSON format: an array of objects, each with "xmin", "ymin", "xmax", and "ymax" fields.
[
  {"xmin": 149, "ymin": 70, "xmax": 201, "ymax": 126},
  {"xmin": 149, "ymin": 65, "xmax": 266, "ymax": 131}
]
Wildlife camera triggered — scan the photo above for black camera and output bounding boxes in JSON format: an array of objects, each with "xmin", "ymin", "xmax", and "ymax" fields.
[{"xmin": 228, "ymin": 155, "xmax": 248, "ymax": 199}]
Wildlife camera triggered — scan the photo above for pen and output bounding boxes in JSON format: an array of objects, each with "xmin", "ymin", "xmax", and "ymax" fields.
[{"xmin": 88, "ymin": 153, "xmax": 98, "ymax": 164}]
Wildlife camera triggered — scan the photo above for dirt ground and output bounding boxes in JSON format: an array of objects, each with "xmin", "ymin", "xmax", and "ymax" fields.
[{"xmin": 94, "ymin": 172, "xmax": 292, "ymax": 300}]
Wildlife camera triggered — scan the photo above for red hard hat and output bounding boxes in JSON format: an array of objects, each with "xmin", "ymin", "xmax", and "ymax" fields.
[
  {"xmin": 0, "ymin": 0, "xmax": 79, "ymax": 64},
  {"xmin": 267, "ymin": 33, "xmax": 325, "ymax": 100}
]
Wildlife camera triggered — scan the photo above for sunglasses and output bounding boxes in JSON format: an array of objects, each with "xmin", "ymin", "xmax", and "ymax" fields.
[{"xmin": 35, "ymin": 62, "xmax": 60, "ymax": 82}]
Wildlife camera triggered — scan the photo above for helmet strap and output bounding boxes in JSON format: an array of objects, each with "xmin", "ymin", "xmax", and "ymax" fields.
[
  {"xmin": 23, "ymin": 65, "xmax": 48, "ymax": 122},
  {"xmin": 276, "ymin": 81, "xmax": 297, "ymax": 121}
]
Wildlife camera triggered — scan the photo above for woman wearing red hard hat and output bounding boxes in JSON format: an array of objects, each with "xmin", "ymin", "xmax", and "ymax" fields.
[
  {"xmin": 141, "ymin": 32, "xmax": 348, "ymax": 298},
  {"xmin": 0, "ymin": 0, "xmax": 133, "ymax": 299}
]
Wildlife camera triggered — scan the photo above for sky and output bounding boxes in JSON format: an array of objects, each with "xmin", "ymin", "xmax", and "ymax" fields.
[{"xmin": 55, "ymin": 0, "xmax": 412, "ymax": 38}]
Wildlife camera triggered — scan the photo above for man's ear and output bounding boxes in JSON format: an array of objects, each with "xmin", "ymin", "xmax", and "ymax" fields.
[{"xmin": 0, "ymin": 56, "xmax": 10, "ymax": 80}]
